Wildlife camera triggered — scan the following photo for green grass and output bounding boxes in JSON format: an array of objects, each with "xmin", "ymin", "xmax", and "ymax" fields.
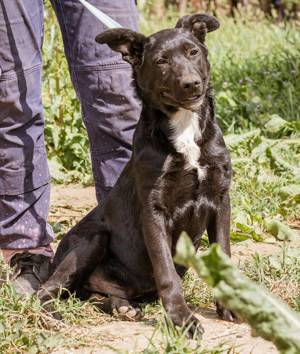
[
  {"xmin": 209, "ymin": 20, "xmax": 300, "ymax": 132},
  {"xmin": 0, "ymin": 260, "xmax": 108, "ymax": 353},
  {"xmin": 243, "ymin": 246, "xmax": 300, "ymax": 310},
  {"xmin": 144, "ymin": 312, "xmax": 228, "ymax": 354},
  {"xmin": 228, "ymin": 128, "xmax": 300, "ymax": 241}
]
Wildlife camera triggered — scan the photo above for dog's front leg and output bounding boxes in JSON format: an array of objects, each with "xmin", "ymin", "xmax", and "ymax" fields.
[
  {"xmin": 207, "ymin": 193, "xmax": 231, "ymax": 256},
  {"xmin": 142, "ymin": 208, "xmax": 204, "ymax": 337},
  {"xmin": 207, "ymin": 193, "xmax": 235, "ymax": 322}
]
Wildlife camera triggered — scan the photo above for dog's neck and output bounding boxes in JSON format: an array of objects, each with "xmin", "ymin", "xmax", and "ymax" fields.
[{"xmin": 138, "ymin": 88, "xmax": 214, "ymax": 177}]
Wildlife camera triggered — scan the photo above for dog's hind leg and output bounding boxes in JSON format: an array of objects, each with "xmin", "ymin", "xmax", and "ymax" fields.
[{"xmin": 38, "ymin": 207, "xmax": 109, "ymax": 301}]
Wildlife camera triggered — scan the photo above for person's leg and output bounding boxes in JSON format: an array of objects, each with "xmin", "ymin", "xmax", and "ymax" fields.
[
  {"xmin": 50, "ymin": 0, "xmax": 141, "ymax": 202},
  {"xmin": 0, "ymin": 0, "xmax": 53, "ymax": 291}
]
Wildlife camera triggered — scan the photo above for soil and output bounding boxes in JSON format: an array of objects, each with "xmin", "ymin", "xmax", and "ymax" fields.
[{"xmin": 50, "ymin": 184, "xmax": 299, "ymax": 354}]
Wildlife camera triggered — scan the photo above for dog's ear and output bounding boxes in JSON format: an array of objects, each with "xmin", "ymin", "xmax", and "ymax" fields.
[
  {"xmin": 95, "ymin": 29, "xmax": 146, "ymax": 67},
  {"xmin": 175, "ymin": 14, "xmax": 219, "ymax": 43}
]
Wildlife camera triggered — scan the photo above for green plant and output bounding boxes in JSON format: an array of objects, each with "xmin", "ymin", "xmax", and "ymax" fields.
[
  {"xmin": 0, "ymin": 259, "xmax": 106, "ymax": 353},
  {"xmin": 243, "ymin": 247, "xmax": 300, "ymax": 309},
  {"xmin": 175, "ymin": 233, "xmax": 300, "ymax": 354},
  {"xmin": 144, "ymin": 309, "xmax": 228, "ymax": 354}
]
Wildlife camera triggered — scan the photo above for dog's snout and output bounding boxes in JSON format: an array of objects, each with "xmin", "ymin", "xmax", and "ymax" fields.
[
  {"xmin": 180, "ymin": 75, "xmax": 202, "ymax": 94},
  {"xmin": 182, "ymin": 79, "xmax": 201, "ymax": 91}
]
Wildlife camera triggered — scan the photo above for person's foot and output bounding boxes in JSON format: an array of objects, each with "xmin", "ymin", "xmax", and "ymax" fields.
[{"xmin": 9, "ymin": 253, "xmax": 51, "ymax": 295}]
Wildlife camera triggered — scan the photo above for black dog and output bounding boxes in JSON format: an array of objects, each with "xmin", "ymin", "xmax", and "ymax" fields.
[{"xmin": 39, "ymin": 13, "xmax": 233, "ymax": 337}]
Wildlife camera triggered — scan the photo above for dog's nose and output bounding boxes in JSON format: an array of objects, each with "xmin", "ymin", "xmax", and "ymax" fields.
[{"xmin": 182, "ymin": 79, "xmax": 202, "ymax": 92}]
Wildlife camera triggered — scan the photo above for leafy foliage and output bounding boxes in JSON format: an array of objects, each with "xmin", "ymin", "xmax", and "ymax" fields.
[
  {"xmin": 264, "ymin": 218, "xmax": 298, "ymax": 241},
  {"xmin": 175, "ymin": 233, "xmax": 300, "ymax": 354},
  {"xmin": 226, "ymin": 122, "xmax": 300, "ymax": 242},
  {"xmin": 209, "ymin": 21, "xmax": 300, "ymax": 132}
]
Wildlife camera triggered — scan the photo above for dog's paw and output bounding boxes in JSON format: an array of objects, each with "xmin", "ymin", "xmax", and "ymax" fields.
[
  {"xmin": 183, "ymin": 315, "xmax": 204, "ymax": 339},
  {"xmin": 216, "ymin": 302, "xmax": 236, "ymax": 322},
  {"xmin": 112, "ymin": 305, "xmax": 142, "ymax": 321},
  {"xmin": 37, "ymin": 287, "xmax": 63, "ymax": 321},
  {"xmin": 170, "ymin": 310, "xmax": 204, "ymax": 339},
  {"xmin": 110, "ymin": 295, "xmax": 142, "ymax": 321},
  {"xmin": 41, "ymin": 302, "xmax": 63, "ymax": 321},
  {"xmin": 37, "ymin": 287, "xmax": 54, "ymax": 302}
]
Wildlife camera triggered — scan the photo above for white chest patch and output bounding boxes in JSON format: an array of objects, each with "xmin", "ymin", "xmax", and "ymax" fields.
[{"xmin": 169, "ymin": 109, "xmax": 206, "ymax": 179}]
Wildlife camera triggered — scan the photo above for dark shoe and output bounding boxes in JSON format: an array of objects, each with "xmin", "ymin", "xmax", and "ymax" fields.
[{"xmin": 10, "ymin": 253, "xmax": 51, "ymax": 295}]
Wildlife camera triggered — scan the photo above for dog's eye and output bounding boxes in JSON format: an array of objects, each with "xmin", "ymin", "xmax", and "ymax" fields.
[
  {"xmin": 190, "ymin": 49, "xmax": 199, "ymax": 56},
  {"xmin": 156, "ymin": 58, "xmax": 168, "ymax": 65}
]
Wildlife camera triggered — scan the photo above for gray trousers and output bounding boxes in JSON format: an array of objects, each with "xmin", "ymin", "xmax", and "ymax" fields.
[{"xmin": 0, "ymin": 0, "xmax": 141, "ymax": 253}]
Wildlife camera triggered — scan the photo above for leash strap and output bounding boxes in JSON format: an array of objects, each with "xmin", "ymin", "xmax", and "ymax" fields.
[{"xmin": 77, "ymin": 0, "xmax": 123, "ymax": 29}]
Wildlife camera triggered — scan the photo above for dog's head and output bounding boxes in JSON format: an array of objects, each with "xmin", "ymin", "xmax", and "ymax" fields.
[{"xmin": 95, "ymin": 14, "xmax": 219, "ymax": 113}]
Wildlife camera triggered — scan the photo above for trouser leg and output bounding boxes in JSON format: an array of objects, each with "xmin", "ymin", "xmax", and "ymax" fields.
[
  {"xmin": 0, "ymin": 0, "xmax": 54, "ymax": 258},
  {"xmin": 50, "ymin": 0, "xmax": 141, "ymax": 202}
]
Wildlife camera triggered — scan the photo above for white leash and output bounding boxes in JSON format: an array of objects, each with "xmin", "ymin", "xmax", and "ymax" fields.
[{"xmin": 77, "ymin": 0, "xmax": 123, "ymax": 29}]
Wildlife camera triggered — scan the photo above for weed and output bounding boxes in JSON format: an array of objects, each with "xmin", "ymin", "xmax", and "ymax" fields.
[
  {"xmin": 242, "ymin": 246, "xmax": 300, "ymax": 309},
  {"xmin": 0, "ymin": 258, "xmax": 108, "ymax": 353},
  {"xmin": 144, "ymin": 310, "xmax": 231, "ymax": 354}
]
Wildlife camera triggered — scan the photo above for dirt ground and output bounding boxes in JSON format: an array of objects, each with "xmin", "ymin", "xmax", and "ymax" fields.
[{"xmin": 49, "ymin": 185, "xmax": 290, "ymax": 354}]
